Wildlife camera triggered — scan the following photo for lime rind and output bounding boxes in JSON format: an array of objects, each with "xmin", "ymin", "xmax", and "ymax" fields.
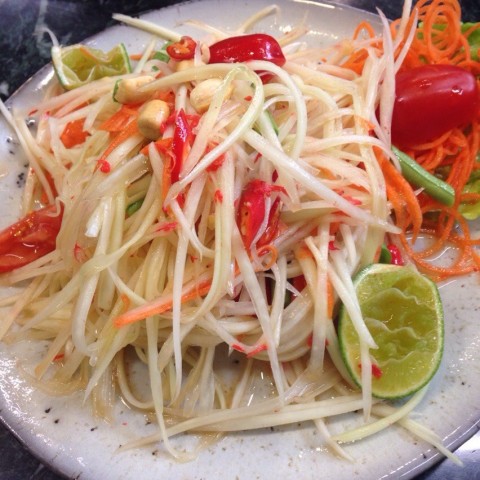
[
  {"xmin": 338, "ymin": 263, "xmax": 444, "ymax": 400},
  {"xmin": 52, "ymin": 43, "xmax": 132, "ymax": 90}
]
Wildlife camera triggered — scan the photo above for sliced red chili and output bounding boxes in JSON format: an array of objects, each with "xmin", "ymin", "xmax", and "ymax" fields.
[
  {"xmin": 257, "ymin": 196, "xmax": 282, "ymax": 246},
  {"xmin": 386, "ymin": 244, "xmax": 404, "ymax": 266},
  {"xmin": 171, "ymin": 109, "xmax": 195, "ymax": 183},
  {"xmin": 236, "ymin": 179, "xmax": 286, "ymax": 249},
  {"xmin": 166, "ymin": 36, "xmax": 197, "ymax": 60}
]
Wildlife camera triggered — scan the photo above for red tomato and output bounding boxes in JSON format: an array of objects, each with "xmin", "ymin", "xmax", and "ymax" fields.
[
  {"xmin": 391, "ymin": 65, "xmax": 479, "ymax": 148},
  {"xmin": 0, "ymin": 205, "xmax": 62, "ymax": 273}
]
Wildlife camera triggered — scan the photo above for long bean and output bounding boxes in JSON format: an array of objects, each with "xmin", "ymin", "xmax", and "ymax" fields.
[{"xmin": 393, "ymin": 146, "xmax": 455, "ymax": 206}]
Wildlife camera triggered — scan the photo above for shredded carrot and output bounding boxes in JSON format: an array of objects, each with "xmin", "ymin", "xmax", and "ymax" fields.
[
  {"xmin": 294, "ymin": 243, "xmax": 314, "ymax": 260},
  {"xmin": 377, "ymin": 150, "xmax": 423, "ymax": 241},
  {"xmin": 353, "ymin": 21, "xmax": 377, "ymax": 40},
  {"xmin": 400, "ymin": 0, "xmax": 473, "ymax": 68},
  {"xmin": 326, "ymin": 278, "xmax": 334, "ymax": 318},
  {"xmin": 153, "ymin": 90, "xmax": 176, "ymax": 111},
  {"xmin": 340, "ymin": 21, "xmax": 381, "ymax": 74},
  {"xmin": 99, "ymin": 104, "xmax": 141, "ymax": 132},
  {"xmin": 114, "ymin": 277, "xmax": 213, "ymax": 327},
  {"xmin": 341, "ymin": 48, "xmax": 369, "ymax": 74},
  {"xmin": 60, "ymin": 118, "xmax": 90, "ymax": 148},
  {"xmin": 460, "ymin": 192, "xmax": 480, "ymax": 203},
  {"xmin": 120, "ymin": 294, "xmax": 131, "ymax": 311},
  {"xmin": 257, "ymin": 244, "xmax": 278, "ymax": 271},
  {"xmin": 377, "ymin": 0, "xmax": 480, "ymax": 280},
  {"xmin": 96, "ymin": 119, "xmax": 141, "ymax": 168}
]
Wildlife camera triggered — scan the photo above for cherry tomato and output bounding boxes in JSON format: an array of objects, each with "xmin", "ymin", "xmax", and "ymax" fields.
[
  {"xmin": 391, "ymin": 64, "xmax": 479, "ymax": 148},
  {"xmin": 0, "ymin": 205, "xmax": 62, "ymax": 273}
]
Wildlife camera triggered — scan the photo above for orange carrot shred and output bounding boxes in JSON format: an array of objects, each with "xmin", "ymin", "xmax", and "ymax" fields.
[
  {"xmin": 114, "ymin": 278, "xmax": 212, "ymax": 327},
  {"xmin": 96, "ymin": 119, "xmax": 141, "ymax": 170},
  {"xmin": 373, "ymin": 0, "xmax": 480, "ymax": 280}
]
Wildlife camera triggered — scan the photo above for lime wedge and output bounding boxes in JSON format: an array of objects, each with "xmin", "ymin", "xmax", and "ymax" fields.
[
  {"xmin": 338, "ymin": 264, "xmax": 444, "ymax": 399},
  {"xmin": 52, "ymin": 43, "xmax": 132, "ymax": 90}
]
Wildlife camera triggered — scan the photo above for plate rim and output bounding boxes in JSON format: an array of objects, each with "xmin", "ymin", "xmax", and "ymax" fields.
[{"xmin": 0, "ymin": 1, "xmax": 479, "ymax": 479}]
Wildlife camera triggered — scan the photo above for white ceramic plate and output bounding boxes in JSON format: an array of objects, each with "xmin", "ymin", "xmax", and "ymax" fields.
[{"xmin": 0, "ymin": 1, "xmax": 479, "ymax": 479}]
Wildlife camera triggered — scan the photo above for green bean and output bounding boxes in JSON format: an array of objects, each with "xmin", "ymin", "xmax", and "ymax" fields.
[{"xmin": 392, "ymin": 146, "xmax": 455, "ymax": 206}]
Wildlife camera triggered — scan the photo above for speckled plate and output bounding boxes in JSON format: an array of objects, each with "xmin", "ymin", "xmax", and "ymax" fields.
[{"xmin": 0, "ymin": 1, "xmax": 479, "ymax": 479}]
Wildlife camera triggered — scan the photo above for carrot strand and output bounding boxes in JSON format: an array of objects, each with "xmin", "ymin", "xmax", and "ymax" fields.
[
  {"xmin": 97, "ymin": 119, "xmax": 140, "ymax": 166},
  {"xmin": 114, "ymin": 278, "xmax": 213, "ymax": 327},
  {"xmin": 377, "ymin": 0, "xmax": 480, "ymax": 280}
]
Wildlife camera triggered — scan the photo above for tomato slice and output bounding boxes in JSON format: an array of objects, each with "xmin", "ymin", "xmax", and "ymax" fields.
[
  {"xmin": 391, "ymin": 64, "xmax": 479, "ymax": 148},
  {"xmin": 0, "ymin": 205, "xmax": 63, "ymax": 273}
]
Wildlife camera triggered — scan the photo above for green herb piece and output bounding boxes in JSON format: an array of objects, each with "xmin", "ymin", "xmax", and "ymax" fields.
[
  {"xmin": 459, "ymin": 153, "xmax": 480, "ymax": 219},
  {"xmin": 461, "ymin": 22, "xmax": 480, "ymax": 60},
  {"xmin": 153, "ymin": 50, "xmax": 170, "ymax": 63},
  {"xmin": 126, "ymin": 198, "xmax": 144, "ymax": 216},
  {"xmin": 266, "ymin": 110, "xmax": 279, "ymax": 135},
  {"xmin": 379, "ymin": 244, "xmax": 392, "ymax": 264}
]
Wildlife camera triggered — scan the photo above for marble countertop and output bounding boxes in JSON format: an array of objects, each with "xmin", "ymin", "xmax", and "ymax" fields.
[{"xmin": 0, "ymin": 0, "xmax": 479, "ymax": 478}]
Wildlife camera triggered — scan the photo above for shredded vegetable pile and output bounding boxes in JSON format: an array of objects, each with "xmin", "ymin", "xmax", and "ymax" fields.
[{"xmin": 0, "ymin": 0, "xmax": 478, "ymax": 463}]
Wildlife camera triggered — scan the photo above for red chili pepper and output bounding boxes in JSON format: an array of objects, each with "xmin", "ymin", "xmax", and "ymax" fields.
[
  {"xmin": 236, "ymin": 179, "xmax": 286, "ymax": 249},
  {"xmin": 73, "ymin": 242, "xmax": 88, "ymax": 263},
  {"xmin": 205, "ymin": 142, "xmax": 226, "ymax": 172},
  {"xmin": 98, "ymin": 160, "xmax": 111, "ymax": 173},
  {"xmin": 0, "ymin": 204, "xmax": 63, "ymax": 273},
  {"xmin": 231, "ymin": 343, "xmax": 245, "ymax": 353},
  {"xmin": 166, "ymin": 36, "xmax": 197, "ymax": 60},
  {"xmin": 208, "ymin": 33, "xmax": 286, "ymax": 67},
  {"xmin": 386, "ymin": 244, "xmax": 404, "ymax": 266},
  {"xmin": 358, "ymin": 362, "xmax": 383, "ymax": 379},
  {"xmin": 257, "ymin": 196, "xmax": 281, "ymax": 246},
  {"xmin": 155, "ymin": 221, "xmax": 178, "ymax": 233},
  {"xmin": 171, "ymin": 109, "xmax": 195, "ymax": 183},
  {"xmin": 292, "ymin": 275, "xmax": 307, "ymax": 294},
  {"xmin": 371, "ymin": 364, "xmax": 383, "ymax": 379},
  {"xmin": 214, "ymin": 189, "xmax": 224, "ymax": 203},
  {"xmin": 328, "ymin": 241, "xmax": 339, "ymax": 251}
]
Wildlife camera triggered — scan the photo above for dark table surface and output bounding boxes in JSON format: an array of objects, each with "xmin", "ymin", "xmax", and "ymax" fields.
[{"xmin": 0, "ymin": 0, "xmax": 479, "ymax": 478}]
